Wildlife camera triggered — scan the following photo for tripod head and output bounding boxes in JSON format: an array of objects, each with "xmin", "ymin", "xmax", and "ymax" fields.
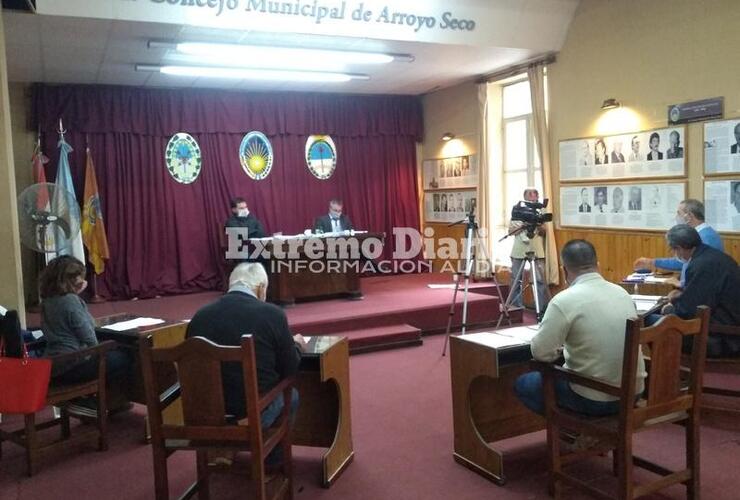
[{"xmin": 447, "ymin": 198, "xmax": 477, "ymax": 229}]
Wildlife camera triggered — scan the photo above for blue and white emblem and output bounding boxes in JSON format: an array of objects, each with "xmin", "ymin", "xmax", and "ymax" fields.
[{"xmin": 305, "ymin": 135, "xmax": 337, "ymax": 180}]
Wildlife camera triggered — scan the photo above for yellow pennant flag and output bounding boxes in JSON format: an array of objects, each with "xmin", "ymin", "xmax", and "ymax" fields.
[{"xmin": 81, "ymin": 148, "xmax": 110, "ymax": 274}]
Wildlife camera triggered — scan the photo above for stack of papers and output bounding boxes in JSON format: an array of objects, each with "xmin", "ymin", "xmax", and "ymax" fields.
[
  {"xmin": 644, "ymin": 276, "xmax": 670, "ymax": 283},
  {"xmin": 461, "ymin": 325, "xmax": 539, "ymax": 349},
  {"xmin": 103, "ymin": 317, "xmax": 165, "ymax": 331}
]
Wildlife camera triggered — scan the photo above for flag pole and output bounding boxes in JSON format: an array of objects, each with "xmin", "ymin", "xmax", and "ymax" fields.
[
  {"xmin": 84, "ymin": 138, "xmax": 106, "ymax": 304},
  {"xmin": 88, "ymin": 273, "xmax": 105, "ymax": 304}
]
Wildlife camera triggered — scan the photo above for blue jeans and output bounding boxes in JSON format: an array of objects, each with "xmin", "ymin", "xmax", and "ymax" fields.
[
  {"xmin": 515, "ymin": 371, "xmax": 620, "ymax": 417},
  {"xmin": 260, "ymin": 388, "xmax": 299, "ymax": 466}
]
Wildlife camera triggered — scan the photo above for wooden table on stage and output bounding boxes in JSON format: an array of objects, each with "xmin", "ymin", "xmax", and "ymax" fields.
[
  {"xmin": 251, "ymin": 232, "xmax": 384, "ymax": 305},
  {"xmin": 450, "ymin": 331, "xmax": 544, "ymax": 486},
  {"xmin": 97, "ymin": 314, "xmax": 353, "ymax": 488}
]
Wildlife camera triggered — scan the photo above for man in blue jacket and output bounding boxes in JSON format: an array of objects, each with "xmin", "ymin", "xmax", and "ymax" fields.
[{"xmin": 633, "ymin": 199, "xmax": 723, "ymax": 285}]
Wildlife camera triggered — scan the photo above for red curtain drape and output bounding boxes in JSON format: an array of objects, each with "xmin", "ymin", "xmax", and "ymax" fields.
[{"xmin": 32, "ymin": 85, "xmax": 422, "ymax": 299}]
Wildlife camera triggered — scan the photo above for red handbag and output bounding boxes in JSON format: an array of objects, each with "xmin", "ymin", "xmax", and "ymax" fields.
[{"xmin": 0, "ymin": 339, "xmax": 52, "ymax": 414}]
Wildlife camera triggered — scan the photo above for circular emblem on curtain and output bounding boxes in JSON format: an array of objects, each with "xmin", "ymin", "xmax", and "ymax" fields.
[
  {"xmin": 305, "ymin": 135, "xmax": 337, "ymax": 180},
  {"xmin": 165, "ymin": 133, "xmax": 202, "ymax": 184},
  {"xmin": 239, "ymin": 131, "xmax": 274, "ymax": 180}
]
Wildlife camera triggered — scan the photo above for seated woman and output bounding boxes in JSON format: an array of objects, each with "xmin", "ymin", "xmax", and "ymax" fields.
[{"xmin": 40, "ymin": 256, "xmax": 131, "ymax": 409}]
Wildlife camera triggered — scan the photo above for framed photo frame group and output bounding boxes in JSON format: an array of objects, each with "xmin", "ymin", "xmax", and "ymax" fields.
[
  {"xmin": 422, "ymin": 154, "xmax": 478, "ymax": 223},
  {"xmin": 559, "ymin": 126, "xmax": 687, "ymax": 232}
]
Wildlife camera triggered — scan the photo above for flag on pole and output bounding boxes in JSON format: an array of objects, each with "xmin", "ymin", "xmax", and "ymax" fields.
[
  {"xmin": 31, "ymin": 142, "xmax": 56, "ymax": 262},
  {"xmin": 81, "ymin": 147, "xmax": 110, "ymax": 274},
  {"xmin": 51, "ymin": 132, "xmax": 85, "ymax": 263}
]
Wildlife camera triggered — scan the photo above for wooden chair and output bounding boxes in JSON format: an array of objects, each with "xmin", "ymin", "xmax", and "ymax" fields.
[
  {"xmin": 696, "ymin": 323, "xmax": 740, "ymax": 426},
  {"xmin": 539, "ymin": 306, "xmax": 710, "ymax": 500},
  {"xmin": 702, "ymin": 323, "xmax": 740, "ymax": 396},
  {"xmin": 0, "ymin": 310, "xmax": 114, "ymax": 476},
  {"xmin": 139, "ymin": 334, "xmax": 295, "ymax": 500}
]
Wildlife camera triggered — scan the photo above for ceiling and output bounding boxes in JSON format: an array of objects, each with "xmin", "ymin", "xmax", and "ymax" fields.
[{"xmin": 2, "ymin": 3, "xmax": 578, "ymax": 95}]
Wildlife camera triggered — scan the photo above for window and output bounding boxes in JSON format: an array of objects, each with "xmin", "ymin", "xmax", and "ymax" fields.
[{"xmin": 493, "ymin": 79, "xmax": 544, "ymax": 266}]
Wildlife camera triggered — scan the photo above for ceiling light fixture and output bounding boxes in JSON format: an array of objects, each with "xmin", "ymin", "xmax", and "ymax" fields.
[
  {"xmin": 441, "ymin": 132, "xmax": 455, "ymax": 141},
  {"xmin": 601, "ymin": 98, "xmax": 621, "ymax": 110},
  {"xmin": 136, "ymin": 64, "xmax": 370, "ymax": 83},
  {"xmin": 148, "ymin": 40, "xmax": 414, "ymax": 66}
]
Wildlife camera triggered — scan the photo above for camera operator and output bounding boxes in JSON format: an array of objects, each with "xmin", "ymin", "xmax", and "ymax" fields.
[{"xmin": 508, "ymin": 188, "xmax": 550, "ymax": 312}]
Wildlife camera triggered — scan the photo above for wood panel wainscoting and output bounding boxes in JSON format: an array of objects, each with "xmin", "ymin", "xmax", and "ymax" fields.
[
  {"xmin": 421, "ymin": 224, "xmax": 739, "ymax": 301},
  {"xmin": 553, "ymin": 229, "xmax": 740, "ymax": 286}
]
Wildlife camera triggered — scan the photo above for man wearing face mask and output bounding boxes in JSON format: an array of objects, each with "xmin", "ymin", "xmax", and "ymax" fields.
[
  {"xmin": 633, "ymin": 199, "xmax": 723, "ymax": 285},
  {"xmin": 314, "ymin": 198, "xmax": 353, "ymax": 234},
  {"xmin": 653, "ymin": 225, "xmax": 740, "ymax": 357},
  {"xmin": 186, "ymin": 263, "xmax": 307, "ymax": 465},
  {"xmin": 224, "ymin": 197, "xmax": 266, "ymax": 239},
  {"xmin": 514, "ymin": 239, "xmax": 645, "ymax": 416}
]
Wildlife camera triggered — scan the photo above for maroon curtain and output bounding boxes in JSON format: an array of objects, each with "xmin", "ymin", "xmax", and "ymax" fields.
[{"xmin": 32, "ymin": 85, "xmax": 422, "ymax": 299}]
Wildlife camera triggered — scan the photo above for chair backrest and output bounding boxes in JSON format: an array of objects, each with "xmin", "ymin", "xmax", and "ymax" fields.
[
  {"xmin": 621, "ymin": 306, "xmax": 710, "ymax": 427},
  {"xmin": 139, "ymin": 334, "xmax": 262, "ymax": 446},
  {"xmin": 0, "ymin": 310, "xmax": 24, "ymax": 358}
]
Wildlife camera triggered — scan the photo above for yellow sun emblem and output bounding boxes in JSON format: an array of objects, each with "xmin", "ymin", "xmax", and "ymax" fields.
[{"xmin": 240, "ymin": 131, "xmax": 274, "ymax": 180}]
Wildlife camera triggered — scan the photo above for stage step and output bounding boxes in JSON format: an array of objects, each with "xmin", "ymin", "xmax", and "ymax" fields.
[{"xmin": 331, "ymin": 323, "xmax": 422, "ymax": 354}]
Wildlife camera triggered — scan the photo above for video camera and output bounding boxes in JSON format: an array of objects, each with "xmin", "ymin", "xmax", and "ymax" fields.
[{"xmin": 511, "ymin": 199, "xmax": 553, "ymax": 238}]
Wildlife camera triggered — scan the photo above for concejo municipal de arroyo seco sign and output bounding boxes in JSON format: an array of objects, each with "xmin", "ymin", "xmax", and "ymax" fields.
[
  {"xmin": 149, "ymin": 0, "xmax": 476, "ymax": 31},
  {"xmin": 35, "ymin": 0, "xmax": 486, "ymax": 45}
]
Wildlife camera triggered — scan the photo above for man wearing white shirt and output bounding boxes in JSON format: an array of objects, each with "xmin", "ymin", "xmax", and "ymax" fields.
[{"xmin": 515, "ymin": 239, "xmax": 645, "ymax": 416}]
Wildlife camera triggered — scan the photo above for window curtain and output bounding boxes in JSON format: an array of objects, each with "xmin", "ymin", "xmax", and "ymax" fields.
[
  {"xmin": 474, "ymin": 83, "xmax": 492, "ymax": 278},
  {"xmin": 527, "ymin": 65, "xmax": 560, "ymax": 285}
]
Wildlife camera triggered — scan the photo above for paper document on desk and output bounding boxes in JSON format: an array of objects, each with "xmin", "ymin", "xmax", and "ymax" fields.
[
  {"xmin": 644, "ymin": 276, "xmax": 670, "ymax": 283},
  {"xmin": 631, "ymin": 295, "xmax": 663, "ymax": 314},
  {"xmin": 427, "ymin": 284, "xmax": 456, "ymax": 289},
  {"xmin": 461, "ymin": 326, "xmax": 538, "ymax": 349},
  {"xmin": 103, "ymin": 317, "xmax": 165, "ymax": 331}
]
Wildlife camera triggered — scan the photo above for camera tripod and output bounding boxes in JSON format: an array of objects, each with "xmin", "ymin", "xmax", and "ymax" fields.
[
  {"xmin": 441, "ymin": 210, "xmax": 513, "ymax": 356},
  {"xmin": 496, "ymin": 243, "xmax": 547, "ymax": 327}
]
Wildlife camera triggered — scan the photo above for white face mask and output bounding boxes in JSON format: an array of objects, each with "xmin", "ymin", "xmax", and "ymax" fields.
[
  {"xmin": 674, "ymin": 252, "xmax": 688, "ymax": 264},
  {"xmin": 237, "ymin": 208, "xmax": 249, "ymax": 218},
  {"xmin": 675, "ymin": 215, "xmax": 686, "ymax": 225}
]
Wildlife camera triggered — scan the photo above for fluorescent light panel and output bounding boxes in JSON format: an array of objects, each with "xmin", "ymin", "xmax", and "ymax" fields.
[
  {"xmin": 178, "ymin": 42, "xmax": 398, "ymax": 65},
  {"xmin": 137, "ymin": 64, "xmax": 368, "ymax": 83}
]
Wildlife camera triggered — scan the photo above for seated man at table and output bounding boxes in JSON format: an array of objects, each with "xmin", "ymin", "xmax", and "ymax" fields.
[
  {"xmin": 655, "ymin": 224, "xmax": 740, "ymax": 357},
  {"xmin": 224, "ymin": 197, "xmax": 266, "ymax": 239},
  {"xmin": 515, "ymin": 239, "xmax": 645, "ymax": 416},
  {"xmin": 314, "ymin": 198, "xmax": 353, "ymax": 234},
  {"xmin": 634, "ymin": 199, "xmax": 723, "ymax": 285},
  {"xmin": 186, "ymin": 262, "xmax": 307, "ymax": 464}
]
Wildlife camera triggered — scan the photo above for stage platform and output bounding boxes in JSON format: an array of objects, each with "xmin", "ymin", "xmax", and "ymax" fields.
[{"xmin": 26, "ymin": 273, "xmax": 522, "ymax": 353}]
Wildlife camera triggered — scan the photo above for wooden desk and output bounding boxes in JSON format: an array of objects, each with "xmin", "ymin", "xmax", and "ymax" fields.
[
  {"xmin": 450, "ymin": 332, "xmax": 544, "ymax": 485},
  {"xmin": 293, "ymin": 335, "xmax": 353, "ymax": 487},
  {"xmin": 95, "ymin": 314, "xmax": 188, "ymax": 404},
  {"xmin": 98, "ymin": 315, "xmax": 353, "ymax": 488},
  {"xmin": 620, "ymin": 276, "xmax": 677, "ymax": 297},
  {"xmin": 249, "ymin": 232, "xmax": 384, "ymax": 305}
]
